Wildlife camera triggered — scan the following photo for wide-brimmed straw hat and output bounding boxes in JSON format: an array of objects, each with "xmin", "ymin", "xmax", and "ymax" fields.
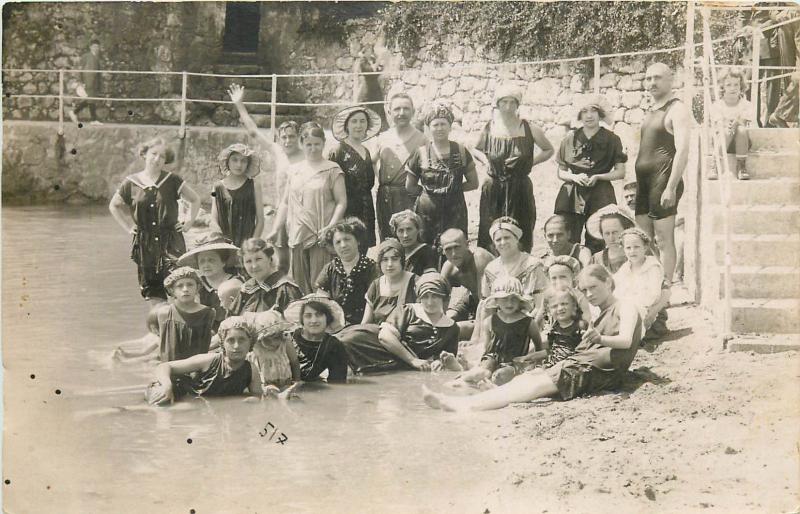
[
  {"xmin": 484, "ymin": 276, "xmax": 535, "ymax": 312},
  {"xmin": 218, "ymin": 143, "xmax": 261, "ymax": 178},
  {"xmin": 331, "ymin": 105, "xmax": 382, "ymax": 142},
  {"xmin": 283, "ymin": 293, "xmax": 346, "ymax": 333},
  {"xmin": 585, "ymin": 204, "xmax": 636, "ymax": 240},
  {"xmin": 177, "ymin": 233, "xmax": 239, "ymax": 268}
]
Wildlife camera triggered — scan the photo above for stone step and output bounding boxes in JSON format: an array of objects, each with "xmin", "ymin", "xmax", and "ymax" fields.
[
  {"xmin": 746, "ymin": 152, "xmax": 800, "ymax": 179},
  {"xmin": 730, "ymin": 298, "xmax": 800, "ymax": 334},
  {"xmin": 706, "ymin": 178, "xmax": 800, "ymax": 205},
  {"xmin": 715, "ymin": 234, "xmax": 800, "ymax": 267},
  {"xmin": 748, "ymin": 127, "xmax": 800, "ymax": 153},
  {"xmin": 719, "ymin": 266, "xmax": 800, "ymax": 299},
  {"xmin": 727, "ymin": 333, "xmax": 800, "ymax": 353},
  {"xmin": 213, "ymin": 63, "xmax": 262, "ymax": 75},
  {"xmin": 711, "ymin": 205, "xmax": 800, "ymax": 234}
]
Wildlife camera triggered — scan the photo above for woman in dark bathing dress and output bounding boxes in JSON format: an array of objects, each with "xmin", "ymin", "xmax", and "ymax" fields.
[{"xmin": 474, "ymin": 85, "xmax": 554, "ymax": 254}]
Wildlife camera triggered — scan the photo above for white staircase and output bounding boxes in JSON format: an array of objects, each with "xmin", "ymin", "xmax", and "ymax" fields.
[{"xmin": 703, "ymin": 128, "xmax": 800, "ymax": 347}]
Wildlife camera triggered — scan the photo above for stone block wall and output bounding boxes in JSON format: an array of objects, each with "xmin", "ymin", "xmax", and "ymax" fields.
[
  {"xmin": 2, "ymin": 2, "xmax": 225, "ymax": 124},
  {"xmin": 1, "ymin": 121, "xmax": 281, "ymax": 208}
]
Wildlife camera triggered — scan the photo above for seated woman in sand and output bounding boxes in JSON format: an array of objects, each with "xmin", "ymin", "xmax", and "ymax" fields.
[{"xmin": 423, "ymin": 265, "xmax": 642, "ymax": 411}]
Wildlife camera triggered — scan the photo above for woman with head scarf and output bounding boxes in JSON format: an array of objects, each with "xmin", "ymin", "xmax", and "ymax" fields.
[
  {"xmin": 554, "ymin": 94, "xmax": 627, "ymax": 253},
  {"xmin": 473, "ymin": 84, "xmax": 554, "ymax": 253},
  {"xmin": 405, "ymin": 101, "xmax": 479, "ymax": 251}
]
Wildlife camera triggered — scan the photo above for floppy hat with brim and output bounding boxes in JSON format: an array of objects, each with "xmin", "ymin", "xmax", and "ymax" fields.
[
  {"xmin": 332, "ymin": 106, "xmax": 382, "ymax": 142},
  {"xmin": 585, "ymin": 204, "xmax": 636, "ymax": 241},
  {"xmin": 283, "ymin": 294, "xmax": 346, "ymax": 333},
  {"xmin": 218, "ymin": 143, "xmax": 261, "ymax": 178},
  {"xmin": 484, "ymin": 276, "xmax": 535, "ymax": 312},
  {"xmin": 177, "ymin": 233, "xmax": 240, "ymax": 268},
  {"xmin": 248, "ymin": 310, "xmax": 296, "ymax": 340}
]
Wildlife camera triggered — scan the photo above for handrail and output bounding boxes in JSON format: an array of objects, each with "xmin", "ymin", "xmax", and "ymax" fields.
[{"xmin": 2, "ymin": 9, "xmax": 796, "ymax": 139}]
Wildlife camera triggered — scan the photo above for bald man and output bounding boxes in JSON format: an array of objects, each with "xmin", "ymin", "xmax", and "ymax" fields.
[
  {"xmin": 634, "ymin": 62, "xmax": 693, "ymax": 284},
  {"xmin": 439, "ymin": 229, "xmax": 494, "ymax": 335}
]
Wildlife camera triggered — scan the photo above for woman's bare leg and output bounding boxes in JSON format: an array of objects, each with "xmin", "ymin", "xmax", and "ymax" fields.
[{"xmin": 423, "ymin": 370, "xmax": 559, "ymax": 412}]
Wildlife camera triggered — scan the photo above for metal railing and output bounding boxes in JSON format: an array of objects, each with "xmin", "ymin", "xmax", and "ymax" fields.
[{"xmin": 3, "ymin": 10, "xmax": 795, "ymax": 139}]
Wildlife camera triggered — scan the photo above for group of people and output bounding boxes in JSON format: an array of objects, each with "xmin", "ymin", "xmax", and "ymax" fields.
[{"xmin": 109, "ymin": 62, "xmax": 695, "ymax": 411}]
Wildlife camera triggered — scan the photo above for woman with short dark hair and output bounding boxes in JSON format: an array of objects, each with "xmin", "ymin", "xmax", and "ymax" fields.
[{"xmin": 314, "ymin": 217, "xmax": 379, "ymax": 325}]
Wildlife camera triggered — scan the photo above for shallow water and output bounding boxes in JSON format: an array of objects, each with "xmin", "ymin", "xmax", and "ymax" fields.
[{"xmin": 2, "ymin": 206, "xmax": 501, "ymax": 513}]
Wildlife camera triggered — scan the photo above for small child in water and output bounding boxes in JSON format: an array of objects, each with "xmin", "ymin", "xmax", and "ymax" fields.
[
  {"xmin": 159, "ymin": 267, "xmax": 216, "ymax": 362},
  {"xmin": 145, "ymin": 316, "xmax": 255, "ymax": 405},
  {"xmin": 452, "ymin": 276, "xmax": 542, "ymax": 387},
  {"xmin": 113, "ymin": 304, "xmax": 163, "ymax": 362},
  {"xmin": 246, "ymin": 310, "xmax": 302, "ymax": 398}
]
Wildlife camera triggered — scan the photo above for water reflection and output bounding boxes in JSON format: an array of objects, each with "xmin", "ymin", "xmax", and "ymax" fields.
[{"xmin": 2, "ymin": 206, "xmax": 500, "ymax": 513}]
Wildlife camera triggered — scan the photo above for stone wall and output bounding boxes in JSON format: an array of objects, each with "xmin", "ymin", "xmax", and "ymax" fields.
[
  {"xmin": 2, "ymin": 2, "xmax": 226, "ymax": 124},
  {"xmin": 291, "ymin": 26, "xmax": 689, "ymax": 161},
  {"xmin": 1, "ymin": 121, "xmax": 281, "ymax": 208}
]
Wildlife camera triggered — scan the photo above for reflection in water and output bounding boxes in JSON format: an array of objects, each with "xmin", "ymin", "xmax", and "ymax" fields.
[{"xmin": 2, "ymin": 206, "xmax": 500, "ymax": 513}]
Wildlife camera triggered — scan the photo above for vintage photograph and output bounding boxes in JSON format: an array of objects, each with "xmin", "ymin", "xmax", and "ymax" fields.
[{"xmin": 2, "ymin": 1, "xmax": 799, "ymax": 512}]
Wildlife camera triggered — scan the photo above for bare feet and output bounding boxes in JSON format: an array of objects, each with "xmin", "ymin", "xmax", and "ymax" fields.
[
  {"xmin": 492, "ymin": 366, "xmax": 516, "ymax": 386},
  {"xmin": 422, "ymin": 385, "xmax": 452, "ymax": 411},
  {"xmin": 456, "ymin": 353, "xmax": 470, "ymax": 371},
  {"xmin": 439, "ymin": 351, "xmax": 463, "ymax": 371}
]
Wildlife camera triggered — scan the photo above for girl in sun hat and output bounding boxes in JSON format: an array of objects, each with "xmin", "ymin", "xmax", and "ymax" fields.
[
  {"xmin": 586, "ymin": 204, "xmax": 636, "ymax": 274},
  {"xmin": 158, "ymin": 267, "xmax": 216, "ymax": 362},
  {"xmin": 284, "ymin": 294, "xmax": 349, "ymax": 382},
  {"xmin": 554, "ymin": 92, "xmax": 627, "ymax": 253},
  {"xmin": 246, "ymin": 310, "xmax": 302, "ymax": 396},
  {"xmin": 473, "ymin": 83, "xmax": 554, "ymax": 253},
  {"xmin": 212, "ymin": 143, "xmax": 265, "ymax": 247},
  {"xmin": 177, "ymin": 233, "xmax": 239, "ymax": 331},
  {"xmin": 328, "ymin": 105, "xmax": 382, "ymax": 248},
  {"xmin": 452, "ymin": 276, "xmax": 542, "ymax": 387}
]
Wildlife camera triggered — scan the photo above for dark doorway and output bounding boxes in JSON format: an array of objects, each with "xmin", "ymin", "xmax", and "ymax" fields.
[{"xmin": 222, "ymin": 3, "xmax": 260, "ymax": 53}]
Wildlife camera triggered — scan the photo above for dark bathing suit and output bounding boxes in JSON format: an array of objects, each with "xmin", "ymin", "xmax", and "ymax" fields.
[{"xmin": 634, "ymin": 97, "xmax": 684, "ymax": 220}]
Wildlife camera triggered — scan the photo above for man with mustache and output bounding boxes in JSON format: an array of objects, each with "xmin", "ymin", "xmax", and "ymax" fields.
[
  {"xmin": 634, "ymin": 62, "xmax": 693, "ymax": 285},
  {"xmin": 372, "ymin": 92, "xmax": 428, "ymax": 241}
]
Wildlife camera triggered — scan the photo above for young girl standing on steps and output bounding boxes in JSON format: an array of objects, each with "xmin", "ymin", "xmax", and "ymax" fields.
[
  {"xmin": 109, "ymin": 137, "xmax": 201, "ymax": 305},
  {"xmin": 212, "ymin": 143, "xmax": 265, "ymax": 247},
  {"xmin": 158, "ymin": 267, "xmax": 216, "ymax": 362}
]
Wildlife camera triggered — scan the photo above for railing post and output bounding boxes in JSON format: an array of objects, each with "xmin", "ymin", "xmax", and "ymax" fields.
[
  {"xmin": 58, "ymin": 69, "xmax": 64, "ymax": 135},
  {"xmin": 179, "ymin": 71, "xmax": 187, "ymax": 139},
  {"xmin": 270, "ymin": 74, "xmax": 277, "ymax": 143},
  {"xmin": 352, "ymin": 70, "xmax": 359, "ymax": 103},
  {"xmin": 593, "ymin": 55, "xmax": 601, "ymax": 94},
  {"xmin": 683, "ymin": 0, "xmax": 695, "ymax": 105},
  {"xmin": 750, "ymin": 29, "xmax": 761, "ymax": 126}
]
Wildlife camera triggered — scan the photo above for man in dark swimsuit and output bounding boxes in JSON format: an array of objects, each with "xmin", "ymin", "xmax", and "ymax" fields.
[{"xmin": 635, "ymin": 63, "xmax": 693, "ymax": 284}]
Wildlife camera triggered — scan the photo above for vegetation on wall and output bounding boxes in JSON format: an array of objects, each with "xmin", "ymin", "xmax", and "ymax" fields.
[{"xmin": 380, "ymin": 1, "xmax": 739, "ymax": 66}]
